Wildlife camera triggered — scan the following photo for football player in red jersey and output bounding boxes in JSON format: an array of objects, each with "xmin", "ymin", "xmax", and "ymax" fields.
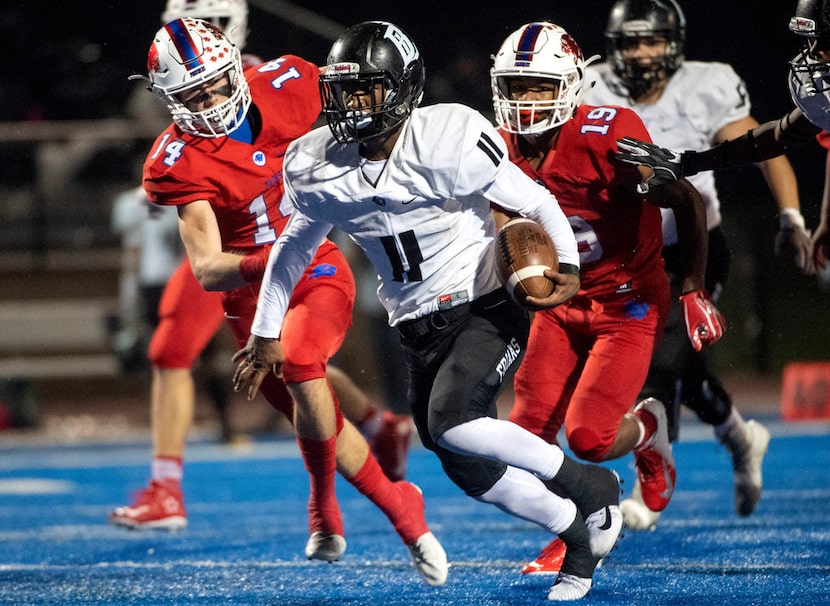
[
  {"xmin": 489, "ymin": 22, "xmax": 724, "ymax": 574},
  {"xmin": 109, "ymin": 17, "xmax": 447, "ymax": 585},
  {"xmin": 110, "ymin": 0, "xmax": 414, "ymax": 535}
]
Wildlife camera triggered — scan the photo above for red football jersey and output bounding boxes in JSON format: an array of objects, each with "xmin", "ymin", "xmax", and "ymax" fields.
[
  {"xmin": 500, "ymin": 104, "xmax": 665, "ymax": 299},
  {"xmin": 143, "ymin": 55, "xmax": 321, "ymax": 252}
]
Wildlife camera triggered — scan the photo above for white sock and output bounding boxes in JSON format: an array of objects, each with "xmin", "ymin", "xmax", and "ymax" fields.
[
  {"xmin": 714, "ymin": 407, "xmax": 744, "ymax": 441},
  {"xmin": 438, "ymin": 417, "xmax": 565, "ymax": 480},
  {"xmin": 152, "ymin": 457, "xmax": 183, "ymax": 483},
  {"xmin": 625, "ymin": 412, "xmax": 647, "ymax": 450},
  {"xmin": 477, "ymin": 466, "xmax": 578, "ymax": 534}
]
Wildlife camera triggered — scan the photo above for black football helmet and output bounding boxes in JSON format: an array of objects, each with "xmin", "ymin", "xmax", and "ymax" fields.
[
  {"xmin": 319, "ymin": 21, "xmax": 425, "ymax": 144},
  {"xmin": 790, "ymin": 0, "xmax": 830, "ymax": 38},
  {"xmin": 789, "ymin": 0, "xmax": 830, "ymax": 130},
  {"xmin": 604, "ymin": 0, "xmax": 686, "ymax": 98}
]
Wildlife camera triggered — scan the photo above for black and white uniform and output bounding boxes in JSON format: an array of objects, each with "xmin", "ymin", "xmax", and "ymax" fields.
[{"xmin": 252, "ymin": 103, "xmax": 581, "ymax": 510}]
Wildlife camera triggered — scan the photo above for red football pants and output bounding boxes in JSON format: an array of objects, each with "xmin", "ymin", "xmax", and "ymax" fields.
[
  {"xmin": 509, "ymin": 290, "xmax": 668, "ymax": 462},
  {"xmin": 221, "ymin": 241, "xmax": 356, "ymax": 417},
  {"xmin": 148, "ymin": 257, "xmax": 224, "ymax": 369}
]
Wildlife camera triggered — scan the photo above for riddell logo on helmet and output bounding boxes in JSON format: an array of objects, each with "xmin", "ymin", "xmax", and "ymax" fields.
[
  {"xmin": 789, "ymin": 16, "xmax": 816, "ymax": 34},
  {"xmin": 327, "ymin": 62, "xmax": 359, "ymax": 75}
]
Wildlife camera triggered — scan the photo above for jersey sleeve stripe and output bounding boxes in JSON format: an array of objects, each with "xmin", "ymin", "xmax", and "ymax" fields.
[{"xmin": 477, "ymin": 132, "xmax": 504, "ymax": 167}]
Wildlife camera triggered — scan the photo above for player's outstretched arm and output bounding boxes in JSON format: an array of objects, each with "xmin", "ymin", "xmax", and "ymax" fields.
[{"xmin": 615, "ymin": 137, "xmax": 687, "ymax": 192}]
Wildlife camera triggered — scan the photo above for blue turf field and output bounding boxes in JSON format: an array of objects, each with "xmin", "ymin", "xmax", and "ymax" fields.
[{"xmin": 0, "ymin": 416, "xmax": 828, "ymax": 605}]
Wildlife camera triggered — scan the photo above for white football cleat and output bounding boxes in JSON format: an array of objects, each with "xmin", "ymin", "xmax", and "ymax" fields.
[
  {"xmin": 723, "ymin": 419, "xmax": 771, "ymax": 516},
  {"xmin": 407, "ymin": 531, "xmax": 449, "ymax": 586},
  {"xmin": 621, "ymin": 477, "xmax": 660, "ymax": 531},
  {"xmin": 547, "ymin": 573, "xmax": 592, "ymax": 601},
  {"xmin": 305, "ymin": 531, "xmax": 346, "ymax": 562}
]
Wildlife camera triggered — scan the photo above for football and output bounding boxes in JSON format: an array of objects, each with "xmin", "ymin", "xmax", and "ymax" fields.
[{"xmin": 494, "ymin": 217, "xmax": 559, "ymax": 305}]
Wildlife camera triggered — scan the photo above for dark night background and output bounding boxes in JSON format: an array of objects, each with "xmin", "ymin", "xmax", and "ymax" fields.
[
  {"xmin": 0, "ymin": 1, "xmax": 807, "ymax": 124},
  {"xmin": 0, "ymin": 0, "xmax": 827, "ymax": 373}
]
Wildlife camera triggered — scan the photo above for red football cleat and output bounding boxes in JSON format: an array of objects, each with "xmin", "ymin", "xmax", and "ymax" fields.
[
  {"xmin": 109, "ymin": 480, "xmax": 187, "ymax": 530},
  {"xmin": 522, "ymin": 538, "xmax": 566, "ymax": 575},
  {"xmin": 633, "ymin": 398, "xmax": 676, "ymax": 512}
]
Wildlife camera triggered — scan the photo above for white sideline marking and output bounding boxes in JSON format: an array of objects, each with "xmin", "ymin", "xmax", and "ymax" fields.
[{"xmin": 0, "ymin": 479, "xmax": 75, "ymax": 495}]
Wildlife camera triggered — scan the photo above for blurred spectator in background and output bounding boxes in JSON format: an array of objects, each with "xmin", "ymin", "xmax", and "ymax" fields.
[{"xmin": 110, "ymin": 186, "xmax": 182, "ymax": 371}]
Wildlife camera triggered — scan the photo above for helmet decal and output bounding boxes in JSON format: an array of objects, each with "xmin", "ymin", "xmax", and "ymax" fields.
[
  {"xmin": 515, "ymin": 23, "xmax": 546, "ymax": 66},
  {"xmin": 165, "ymin": 19, "xmax": 205, "ymax": 73},
  {"xmin": 384, "ymin": 24, "xmax": 419, "ymax": 65},
  {"xmin": 148, "ymin": 43, "xmax": 161, "ymax": 75},
  {"xmin": 561, "ymin": 34, "xmax": 584, "ymax": 62}
]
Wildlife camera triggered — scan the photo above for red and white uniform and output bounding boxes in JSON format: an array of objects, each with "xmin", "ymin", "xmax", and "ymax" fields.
[
  {"xmin": 504, "ymin": 104, "xmax": 670, "ymax": 461},
  {"xmin": 143, "ymin": 55, "xmax": 355, "ymax": 412},
  {"xmin": 147, "ymin": 53, "xmax": 263, "ymax": 371}
]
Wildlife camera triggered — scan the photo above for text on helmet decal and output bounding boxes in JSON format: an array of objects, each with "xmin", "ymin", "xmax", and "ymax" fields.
[
  {"xmin": 325, "ymin": 62, "xmax": 360, "ymax": 76},
  {"xmin": 384, "ymin": 24, "xmax": 419, "ymax": 65},
  {"xmin": 789, "ymin": 16, "xmax": 817, "ymax": 35}
]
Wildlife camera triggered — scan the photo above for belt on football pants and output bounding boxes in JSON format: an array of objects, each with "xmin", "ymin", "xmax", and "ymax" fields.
[{"xmin": 396, "ymin": 289, "xmax": 509, "ymax": 341}]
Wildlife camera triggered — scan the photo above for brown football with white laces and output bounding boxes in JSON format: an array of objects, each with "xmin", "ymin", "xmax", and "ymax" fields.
[{"xmin": 494, "ymin": 217, "xmax": 558, "ymax": 305}]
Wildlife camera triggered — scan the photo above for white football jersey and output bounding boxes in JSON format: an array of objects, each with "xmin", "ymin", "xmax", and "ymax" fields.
[
  {"xmin": 252, "ymin": 103, "xmax": 578, "ymax": 336},
  {"xmin": 585, "ymin": 61, "xmax": 751, "ymax": 245}
]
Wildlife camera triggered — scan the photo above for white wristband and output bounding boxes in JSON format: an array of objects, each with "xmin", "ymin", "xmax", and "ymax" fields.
[{"xmin": 779, "ymin": 208, "xmax": 805, "ymax": 229}]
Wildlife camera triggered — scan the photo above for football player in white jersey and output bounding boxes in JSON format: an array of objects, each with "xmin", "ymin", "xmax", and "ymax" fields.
[
  {"xmin": 584, "ymin": 0, "xmax": 807, "ymax": 529},
  {"xmin": 616, "ymin": 0, "xmax": 830, "ymax": 280},
  {"xmin": 233, "ymin": 20, "xmax": 623, "ymax": 602}
]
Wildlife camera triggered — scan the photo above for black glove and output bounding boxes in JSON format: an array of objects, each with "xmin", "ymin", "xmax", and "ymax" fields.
[{"xmin": 616, "ymin": 137, "xmax": 686, "ymax": 193}]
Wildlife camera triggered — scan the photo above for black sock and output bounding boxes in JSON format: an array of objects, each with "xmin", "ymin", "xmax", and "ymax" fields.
[
  {"xmin": 548, "ymin": 456, "xmax": 619, "ymax": 515},
  {"xmin": 558, "ymin": 513, "xmax": 600, "ymax": 578}
]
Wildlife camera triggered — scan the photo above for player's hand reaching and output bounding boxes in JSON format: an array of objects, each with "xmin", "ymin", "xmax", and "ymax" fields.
[
  {"xmin": 775, "ymin": 208, "xmax": 814, "ymax": 274},
  {"xmin": 615, "ymin": 137, "xmax": 686, "ymax": 193},
  {"xmin": 679, "ymin": 289, "xmax": 726, "ymax": 352},
  {"xmin": 524, "ymin": 268, "xmax": 580, "ymax": 310},
  {"xmin": 232, "ymin": 335, "xmax": 285, "ymax": 400}
]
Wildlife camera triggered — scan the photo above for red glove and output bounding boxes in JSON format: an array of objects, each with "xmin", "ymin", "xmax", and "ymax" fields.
[{"xmin": 679, "ymin": 289, "xmax": 726, "ymax": 352}]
